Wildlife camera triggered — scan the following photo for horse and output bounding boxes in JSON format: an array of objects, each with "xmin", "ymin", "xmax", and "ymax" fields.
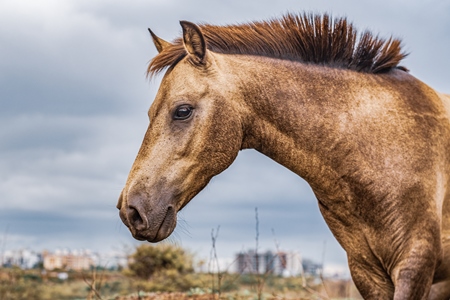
[{"xmin": 117, "ymin": 13, "xmax": 450, "ymax": 299}]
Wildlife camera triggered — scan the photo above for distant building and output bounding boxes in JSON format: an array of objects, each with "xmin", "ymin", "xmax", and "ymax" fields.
[
  {"xmin": 235, "ymin": 250, "xmax": 302, "ymax": 277},
  {"xmin": 2, "ymin": 248, "xmax": 41, "ymax": 269},
  {"xmin": 43, "ymin": 249, "xmax": 94, "ymax": 271},
  {"xmin": 302, "ymin": 258, "xmax": 323, "ymax": 276},
  {"xmin": 1, "ymin": 248, "xmax": 127, "ymax": 271},
  {"xmin": 283, "ymin": 251, "xmax": 303, "ymax": 277}
]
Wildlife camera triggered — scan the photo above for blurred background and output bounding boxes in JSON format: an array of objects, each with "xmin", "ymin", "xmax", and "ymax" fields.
[{"xmin": 1, "ymin": 0, "xmax": 449, "ymax": 279}]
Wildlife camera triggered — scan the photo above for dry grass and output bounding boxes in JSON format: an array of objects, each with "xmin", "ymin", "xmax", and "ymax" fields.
[
  {"xmin": 1, "ymin": 267, "xmax": 362, "ymax": 300},
  {"xmin": 116, "ymin": 292, "xmax": 214, "ymax": 300},
  {"xmin": 111, "ymin": 274, "xmax": 362, "ymax": 300}
]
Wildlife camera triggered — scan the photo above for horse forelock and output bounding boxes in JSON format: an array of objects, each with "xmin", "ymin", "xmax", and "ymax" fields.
[{"xmin": 147, "ymin": 13, "xmax": 408, "ymax": 77}]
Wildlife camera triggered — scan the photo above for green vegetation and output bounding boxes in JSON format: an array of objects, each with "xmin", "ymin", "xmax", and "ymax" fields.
[
  {"xmin": 0, "ymin": 267, "xmax": 43, "ymax": 300},
  {"xmin": 0, "ymin": 268, "xmax": 361, "ymax": 300},
  {"xmin": 0, "ymin": 244, "xmax": 362, "ymax": 299},
  {"xmin": 127, "ymin": 244, "xmax": 193, "ymax": 280}
]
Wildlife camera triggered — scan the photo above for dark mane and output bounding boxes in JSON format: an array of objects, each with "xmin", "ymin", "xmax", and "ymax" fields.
[{"xmin": 148, "ymin": 13, "xmax": 407, "ymax": 76}]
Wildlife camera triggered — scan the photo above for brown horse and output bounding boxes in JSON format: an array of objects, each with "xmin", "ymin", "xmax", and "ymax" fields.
[{"xmin": 117, "ymin": 13, "xmax": 450, "ymax": 299}]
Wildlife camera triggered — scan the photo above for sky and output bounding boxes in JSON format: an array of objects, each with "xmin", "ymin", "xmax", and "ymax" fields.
[{"xmin": 0, "ymin": 0, "xmax": 449, "ymax": 275}]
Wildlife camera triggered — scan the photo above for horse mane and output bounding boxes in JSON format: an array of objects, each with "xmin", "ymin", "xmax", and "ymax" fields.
[{"xmin": 148, "ymin": 13, "xmax": 408, "ymax": 76}]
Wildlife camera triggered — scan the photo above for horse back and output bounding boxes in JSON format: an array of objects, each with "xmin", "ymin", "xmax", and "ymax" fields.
[
  {"xmin": 430, "ymin": 91, "xmax": 450, "ymax": 287},
  {"xmin": 437, "ymin": 92, "xmax": 450, "ymax": 228},
  {"xmin": 439, "ymin": 93, "xmax": 450, "ymax": 121}
]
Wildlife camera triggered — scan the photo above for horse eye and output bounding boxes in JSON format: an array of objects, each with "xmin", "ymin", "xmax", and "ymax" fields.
[{"xmin": 173, "ymin": 105, "xmax": 193, "ymax": 120}]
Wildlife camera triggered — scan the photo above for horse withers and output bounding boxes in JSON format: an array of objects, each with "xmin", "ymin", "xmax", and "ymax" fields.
[{"xmin": 117, "ymin": 13, "xmax": 450, "ymax": 299}]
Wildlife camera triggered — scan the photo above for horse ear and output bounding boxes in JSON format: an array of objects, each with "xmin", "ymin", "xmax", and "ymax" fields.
[
  {"xmin": 148, "ymin": 28, "xmax": 171, "ymax": 53},
  {"xmin": 180, "ymin": 21, "xmax": 206, "ymax": 64}
]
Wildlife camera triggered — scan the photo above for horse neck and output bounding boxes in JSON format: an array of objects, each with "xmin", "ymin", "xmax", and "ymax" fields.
[{"xmin": 228, "ymin": 55, "xmax": 363, "ymax": 194}]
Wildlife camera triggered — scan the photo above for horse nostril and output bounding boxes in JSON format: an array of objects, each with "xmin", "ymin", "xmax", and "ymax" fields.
[{"xmin": 127, "ymin": 206, "xmax": 147, "ymax": 231}]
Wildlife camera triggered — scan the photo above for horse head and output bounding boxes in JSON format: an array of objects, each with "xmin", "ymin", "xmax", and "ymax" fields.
[{"xmin": 117, "ymin": 22, "xmax": 244, "ymax": 242}]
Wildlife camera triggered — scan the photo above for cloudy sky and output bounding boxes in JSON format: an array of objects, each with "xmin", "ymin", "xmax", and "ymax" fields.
[{"xmin": 1, "ymin": 0, "xmax": 449, "ymax": 274}]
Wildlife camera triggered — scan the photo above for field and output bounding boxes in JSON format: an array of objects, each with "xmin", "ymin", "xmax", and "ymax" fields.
[{"xmin": 0, "ymin": 267, "xmax": 362, "ymax": 300}]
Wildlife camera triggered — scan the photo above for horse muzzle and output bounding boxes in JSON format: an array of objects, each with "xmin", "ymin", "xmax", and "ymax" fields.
[{"xmin": 117, "ymin": 190, "xmax": 177, "ymax": 242}]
